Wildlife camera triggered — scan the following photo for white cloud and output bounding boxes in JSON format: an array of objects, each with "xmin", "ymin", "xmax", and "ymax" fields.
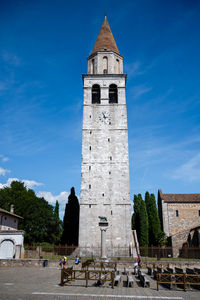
[
  {"xmin": 37, "ymin": 191, "xmax": 68, "ymax": 204},
  {"xmin": 2, "ymin": 157, "xmax": 9, "ymax": 162},
  {"xmin": 22, "ymin": 179, "xmax": 43, "ymax": 189},
  {"xmin": 0, "ymin": 177, "xmax": 43, "ymax": 189},
  {"xmin": 0, "ymin": 154, "xmax": 9, "ymax": 162},
  {"xmin": 0, "ymin": 167, "xmax": 10, "ymax": 176},
  {"xmin": 171, "ymin": 153, "xmax": 200, "ymax": 182},
  {"xmin": 37, "ymin": 190, "xmax": 69, "ymax": 218}
]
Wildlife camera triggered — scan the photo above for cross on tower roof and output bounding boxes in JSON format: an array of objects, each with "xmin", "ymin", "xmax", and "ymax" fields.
[{"xmin": 91, "ymin": 16, "xmax": 119, "ymax": 55}]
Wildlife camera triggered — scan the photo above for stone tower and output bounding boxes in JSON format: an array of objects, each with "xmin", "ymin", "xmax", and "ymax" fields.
[{"xmin": 79, "ymin": 16, "xmax": 132, "ymax": 256}]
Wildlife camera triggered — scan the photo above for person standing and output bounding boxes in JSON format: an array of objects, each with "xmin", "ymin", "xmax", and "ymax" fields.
[
  {"xmin": 74, "ymin": 255, "xmax": 80, "ymax": 270},
  {"xmin": 63, "ymin": 256, "xmax": 67, "ymax": 268}
]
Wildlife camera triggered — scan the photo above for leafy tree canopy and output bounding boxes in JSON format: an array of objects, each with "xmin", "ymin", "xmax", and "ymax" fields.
[{"xmin": 0, "ymin": 181, "xmax": 60, "ymax": 244}]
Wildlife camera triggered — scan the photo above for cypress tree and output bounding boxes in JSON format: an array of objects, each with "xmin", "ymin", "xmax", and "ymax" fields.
[
  {"xmin": 133, "ymin": 194, "xmax": 149, "ymax": 247},
  {"xmin": 132, "ymin": 194, "xmax": 141, "ymax": 236},
  {"xmin": 61, "ymin": 187, "xmax": 79, "ymax": 246},
  {"xmin": 52, "ymin": 200, "xmax": 62, "ymax": 244},
  {"xmin": 145, "ymin": 192, "xmax": 162, "ymax": 246},
  {"xmin": 139, "ymin": 196, "xmax": 149, "ymax": 246}
]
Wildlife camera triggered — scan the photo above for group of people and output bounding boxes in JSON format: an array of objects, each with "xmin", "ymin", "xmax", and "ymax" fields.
[
  {"xmin": 59, "ymin": 254, "xmax": 141, "ymax": 271},
  {"xmin": 59, "ymin": 255, "xmax": 80, "ymax": 269}
]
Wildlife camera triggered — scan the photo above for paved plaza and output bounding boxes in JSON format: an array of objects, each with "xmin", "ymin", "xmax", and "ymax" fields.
[{"xmin": 0, "ymin": 266, "xmax": 200, "ymax": 300}]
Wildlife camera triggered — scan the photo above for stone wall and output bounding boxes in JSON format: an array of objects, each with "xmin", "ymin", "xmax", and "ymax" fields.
[
  {"xmin": 166, "ymin": 203, "xmax": 200, "ymax": 236},
  {"xmin": 160, "ymin": 200, "xmax": 200, "ymax": 257},
  {"xmin": 171, "ymin": 229, "xmax": 191, "ymax": 257},
  {"xmin": 1, "ymin": 259, "xmax": 200, "ymax": 270}
]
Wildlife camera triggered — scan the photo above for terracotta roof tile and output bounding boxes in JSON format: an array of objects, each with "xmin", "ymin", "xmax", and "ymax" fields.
[
  {"xmin": 0, "ymin": 208, "xmax": 23, "ymax": 219},
  {"xmin": 158, "ymin": 189, "xmax": 200, "ymax": 203},
  {"xmin": 91, "ymin": 16, "xmax": 119, "ymax": 55}
]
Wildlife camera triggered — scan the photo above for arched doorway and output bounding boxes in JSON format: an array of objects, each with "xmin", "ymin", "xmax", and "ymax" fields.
[{"xmin": 0, "ymin": 240, "xmax": 14, "ymax": 259}]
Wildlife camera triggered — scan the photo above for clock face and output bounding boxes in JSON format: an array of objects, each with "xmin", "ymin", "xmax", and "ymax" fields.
[{"xmin": 99, "ymin": 111, "xmax": 111, "ymax": 124}]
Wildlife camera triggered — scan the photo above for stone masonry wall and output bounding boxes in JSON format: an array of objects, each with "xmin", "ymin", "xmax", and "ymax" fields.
[{"xmin": 166, "ymin": 203, "xmax": 200, "ymax": 236}]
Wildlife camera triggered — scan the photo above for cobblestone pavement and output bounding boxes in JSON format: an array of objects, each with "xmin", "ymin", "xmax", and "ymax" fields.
[{"xmin": 0, "ymin": 267, "xmax": 199, "ymax": 300}]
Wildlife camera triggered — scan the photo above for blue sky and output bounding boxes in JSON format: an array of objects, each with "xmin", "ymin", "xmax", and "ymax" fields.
[{"xmin": 0, "ymin": 0, "xmax": 200, "ymax": 217}]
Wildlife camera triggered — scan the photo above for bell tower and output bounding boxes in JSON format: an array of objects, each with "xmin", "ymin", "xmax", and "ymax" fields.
[{"xmin": 79, "ymin": 16, "xmax": 132, "ymax": 256}]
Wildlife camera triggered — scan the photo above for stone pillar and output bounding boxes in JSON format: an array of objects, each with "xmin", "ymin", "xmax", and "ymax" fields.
[
  {"xmin": 100, "ymin": 227, "xmax": 108, "ymax": 259},
  {"xmin": 99, "ymin": 220, "xmax": 108, "ymax": 259}
]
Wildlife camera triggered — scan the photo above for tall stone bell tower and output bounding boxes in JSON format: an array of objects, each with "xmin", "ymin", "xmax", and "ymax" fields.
[{"xmin": 79, "ymin": 16, "xmax": 132, "ymax": 256}]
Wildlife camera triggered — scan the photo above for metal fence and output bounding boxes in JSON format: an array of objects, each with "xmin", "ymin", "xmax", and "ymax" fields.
[
  {"xmin": 139, "ymin": 246, "xmax": 200, "ymax": 260},
  {"xmin": 24, "ymin": 245, "xmax": 200, "ymax": 260},
  {"xmin": 139, "ymin": 247, "xmax": 173, "ymax": 259},
  {"xmin": 24, "ymin": 245, "xmax": 130, "ymax": 259}
]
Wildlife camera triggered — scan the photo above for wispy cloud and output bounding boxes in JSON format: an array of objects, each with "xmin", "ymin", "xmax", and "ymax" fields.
[
  {"xmin": 130, "ymin": 84, "xmax": 152, "ymax": 99},
  {"xmin": 124, "ymin": 58, "xmax": 157, "ymax": 79},
  {"xmin": 0, "ymin": 154, "xmax": 9, "ymax": 162},
  {"xmin": 0, "ymin": 167, "xmax": 10, "ymax": 176},
  {"xmin": 0, "ymin": 79, "xmax": 13, "ymax": 91},
  {"xmin": 22, "ymin": 179, "xmax": 43, "ymax": 189},
  {"xmin": 124, "ymin": 61, "xmax": 146, "ymax": 77},
  {"xmin": 171, "ymin": 153, "xmax": 200, "ymax": 182},
  {"xmin": 0, "ymin": 177, "xmax": 43, "ymax": 189},
  {"xmin": 2, "ymin": 51, "xmax": 21, "ymax": 66}
]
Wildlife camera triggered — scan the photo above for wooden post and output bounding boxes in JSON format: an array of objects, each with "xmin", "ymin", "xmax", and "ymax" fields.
[
  {"xmin": 183, "ymin": 274, "xmax": 186, "ymax": 292},
  {"xmin": 60, "ymin": 269, "xmax": 64, "ymax": 286},
  {"xmin": 111, "ymin": 271, "xmax": 114, "ymax": 289},
  {"xmin": 157, "ymin": 273, "xmax": 159, "ymax": 291},
  {"xmin": 86, "ymin": 271, "xmax": 88, "ymax": 287}
]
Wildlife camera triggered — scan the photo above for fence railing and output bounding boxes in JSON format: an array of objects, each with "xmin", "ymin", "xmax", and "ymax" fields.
[
  {"xmin": 24, "ymin": 245, "xmax": 130, "ymax": 259},
  {"xmin": 24, "ymin": 245, "xmax": 200, "ymax": 260},
  {"xmin": 139, "ymin": 247, "xmax": 173, "ymax": 259}
]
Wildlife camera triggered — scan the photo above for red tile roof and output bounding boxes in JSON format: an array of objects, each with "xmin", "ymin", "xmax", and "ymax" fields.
[
  {"xmin": 0, "ymin": 208, "xmax": 23, "ymax": 219},
  {"xmin": 158, "ymin": 189, "xmax": 200, "ymax": 203},
  {"xmin": 91, "ymin": 16, "xmax": 119, "ymax": 55}
]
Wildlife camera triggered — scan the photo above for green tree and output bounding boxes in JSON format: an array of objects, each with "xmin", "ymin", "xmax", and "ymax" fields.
[
  {"xmin": 132, "ymin": 194, "xmax": 141, "ymax": 234},
  {"xmin": 61, "ymin": 187, "xmax": 79, "ymax": 246},
  {"xmin": 139, "ymin": 196, "xmax": 149, "ymax": 246},
  {"xmin": 0, "ymin": 181, "xmax": 56, "ymax": 244},
  {"xmin": 51, "ymin": 200, "xmax": 63, "ymax": 244},
  {"xmin": 133, "ymin": 194, "xmax": 148, "ymax": 247},
  {"xmin": 145, "ymin": 192, "xmax": 165, "ymax": 246}
]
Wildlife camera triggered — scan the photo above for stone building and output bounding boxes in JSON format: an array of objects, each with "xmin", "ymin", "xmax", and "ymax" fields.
[
  {"xmin": 0, "ymin": 205, "xmax": 24, "ymax": 259},
  {"xmin": 158, "ymin": 189, "xmax": 200, "ymax": 257},
  {"xmin": 79, "ymin": 16, "xmax": 133, "ymax": 256}
]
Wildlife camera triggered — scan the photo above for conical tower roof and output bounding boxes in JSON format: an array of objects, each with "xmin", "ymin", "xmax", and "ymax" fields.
[{"xmin": 91, "ymin": 16, "xmax": 119, "ymax": 55}]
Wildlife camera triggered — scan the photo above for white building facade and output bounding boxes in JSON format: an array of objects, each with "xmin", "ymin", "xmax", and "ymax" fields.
[
  {"xmin": 79, "ymin": 17, "xmax": 132, "ymax": 256},
  {"xmin": 0, "ymin": 207, "xmax": 24, "ymax": 259}
]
